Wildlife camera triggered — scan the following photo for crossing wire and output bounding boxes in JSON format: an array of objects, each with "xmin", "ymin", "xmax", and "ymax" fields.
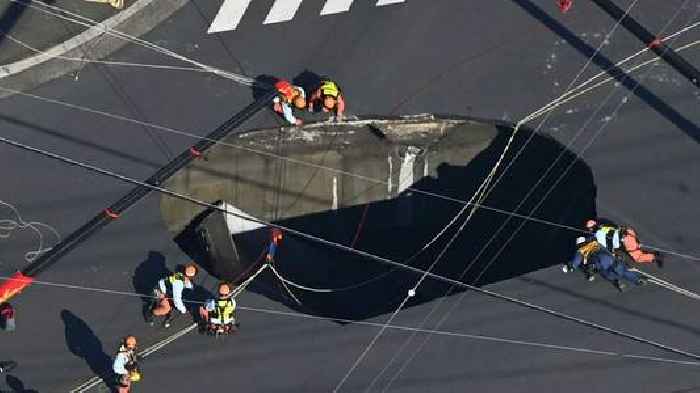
[
  {"xmin": 2, "ymin": 135, "xmax": 700, "ymax": 368},
  {"xmin": 0, "ymin": 271, "xmax": 692, "ymax": 393},
  {"xmin": 3, "ymin": 59, "xmax": 700, "ymax": 262},
  {"xmin": 5, "ymin": 0, "xmax": 700, "ymax": 263},
  {"xmin": 18, "ymin": 90, "xmax": 276, "ymax": 278},
  {"xmin": 376, "ymin": 4, "xmax": 700, "ymax": 391},
  {"xmin": 8, "ymin": 0, "xmax": 258, "ymax": 87},
  {"xmin": 343, "ymin": 1, "xmax": 646, "ymax": 390}
]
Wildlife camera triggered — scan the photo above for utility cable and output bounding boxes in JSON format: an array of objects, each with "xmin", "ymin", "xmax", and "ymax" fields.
[
  {"xmin": 1, "ymin": 134, "xmax": 699, "ymax": 366},
  {"xmin": 1, "ymin": 84, "xmax": 699, "ymax": 263},
  {"xmin": 356, "ymin": 2, "xmax": 644, "ymax": 390},
  {"xmin": 9, "ymin": 0, "xmax": 257, "ymax": 87},
  {"xmin": 373, "ymin": 3, "xmax": 694, "ymax": 390}
]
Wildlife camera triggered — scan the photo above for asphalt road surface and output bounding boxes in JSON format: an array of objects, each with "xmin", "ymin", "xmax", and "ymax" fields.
[{"xmin": 1, "ymin": 0, "xmax": 700, "ymax": 392}]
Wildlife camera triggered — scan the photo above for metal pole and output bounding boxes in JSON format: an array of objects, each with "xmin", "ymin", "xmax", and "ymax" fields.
[
  {"xmin": 21, "ymin": 90, "xmax": 276, "ymax": 277},
  {"xmin": 588, "ymin": 0, "xmax": 700, "ymax": 87}
]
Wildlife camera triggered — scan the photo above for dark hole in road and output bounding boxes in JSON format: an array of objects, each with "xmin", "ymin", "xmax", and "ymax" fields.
[{"xmin": 164, "ymin": 116, "xmax": 596, "ymax": 321}]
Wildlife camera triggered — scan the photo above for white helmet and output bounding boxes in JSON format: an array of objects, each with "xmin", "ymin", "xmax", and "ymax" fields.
[{"xmin": 575, "ymin": 236, "xmax": 587, "ymax": 245}]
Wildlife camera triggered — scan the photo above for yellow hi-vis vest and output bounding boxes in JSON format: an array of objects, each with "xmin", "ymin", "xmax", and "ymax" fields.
[
  {"xmin": 578, "ymin": 241, "xmax": 600, "ymax": 261},
  {"xmin": 320, "ymin": 81, "xmax": 340, "ymax": 98},
  {"xmin": 164, "ymin": 272, "xmax": 185, "ymax": 295},
  {"xmin": 211, "ymin": 298, "xmax": 236, "ymax": 321},
  {"xmin": 596, "ymin": 225, "xmax": 619, "ymax": 251}
]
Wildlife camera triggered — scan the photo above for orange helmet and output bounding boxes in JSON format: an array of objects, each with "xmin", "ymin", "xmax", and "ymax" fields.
[
  {"xmin": 124, "ymin": 335, "xmax": 137, "ymax": 349},
  {"xmin": 218, "ymin": 282, "xmax": 232, "ymax": 297},
  {"xmin": 271, "ymin": 228, "xmax": 283, "ymax": 242},
  {"xmin": 184, "ymin": 263, "xmax": 198, "ymax": 278},
  {"xmin": 275, "ymin": 80, "xmax": 297, "ymax": 101}
]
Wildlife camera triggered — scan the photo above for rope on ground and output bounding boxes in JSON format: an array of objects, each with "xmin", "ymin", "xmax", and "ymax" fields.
[
  {"xmin": 70, "ymin": 265, "xmax": 269, "ymax": 392},
  {"xmin": 70, "ymin": 322, "xmax": 200, "ymax": 392},
  {"xmin": 231, "ymin": 263, "xmax": 269, "ymax": 298},
  {"xmin": 0, "ymin": 199, "xmax": 60, "ymax": 263},
  {"xmin": 631, "ymin": 269, "xmax": 700, "ymax": 301},
  {"xmin": 3, "ymin": 270, "xmax": 696, "ymax": 393},
  {"xmin": 276, "ymin": 274, "xmax": 302, "ymax": 305},
  {"xmin": 641, "ymin": 245, "xmax": 700, "ymax": 262},
  {"xmin": 4, "ymin": 33, "xmax": 210, "ymax": 73},
  {"xmin": 10, "ymin": 0, "xmax": 257, "ymax": 87},
  {"xmin": 268, "ymin": 264, "xmax": 333, "ymax": 293},
  {"xmin": 371, "ymin": 4, "xmax": 697, "ymax": 390}
]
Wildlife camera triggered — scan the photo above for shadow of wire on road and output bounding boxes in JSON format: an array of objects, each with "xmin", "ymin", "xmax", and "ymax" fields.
[{"xmin": 511, "ymin": 0, "xmax": 700, "ymax": 145}]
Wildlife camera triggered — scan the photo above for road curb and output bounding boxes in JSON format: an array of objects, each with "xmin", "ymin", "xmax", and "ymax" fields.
[{"xmin": 0, "ymin": 0, "xmax": 189, "ymax": 99}]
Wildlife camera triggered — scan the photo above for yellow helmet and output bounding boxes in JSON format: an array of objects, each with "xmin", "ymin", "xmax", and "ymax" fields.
[{"xmin": 129, "ymin": 370, "xmax": 142, "ymax": 382}]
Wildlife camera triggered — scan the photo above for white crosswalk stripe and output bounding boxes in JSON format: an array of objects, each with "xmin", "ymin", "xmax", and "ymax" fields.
[
  {"xmin": 264, "ymin": 0, "xmax": 304, "ymax": 24},
  {"xmin": 207, "ymin": 0, "xmax": 252, "ymax": 34},
  {"xmin": 320, "ymin": 0, "xmax": 354, "ymax": 15},
  {"xmin": 208, "ymin": 0, "xmax": 406, "ymax": 34},
  {"xmin": 376, "ymin": 0, "xmax": 405, "ymax": 5}
]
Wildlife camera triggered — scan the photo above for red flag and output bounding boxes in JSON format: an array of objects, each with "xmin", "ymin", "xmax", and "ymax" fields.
[
  {"xmin": 0, "ymin": 271, "xmax": 34, "ymax": 303},
  {"xmin": 558, "ymin": 0, "xmax": 573, "ymax": 13}
]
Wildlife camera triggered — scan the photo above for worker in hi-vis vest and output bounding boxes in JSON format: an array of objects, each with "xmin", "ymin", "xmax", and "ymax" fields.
[
  {"xmin": 273, "ymin": 79, "xmax": 306, "ymax": 126},
  {"xmin": 146, "ymin": 263, "xmax": 198, "ymax": 328},
  {"xmin": 308, "ymin": 79, "xmax": 345, "ymax": 121},
  {"xmin": 586, "ymin": 219, "xmax": 663, "ymax": 268},
  {"xmin": 199, "ymin": 282, "xmax": 237, "ymax": 335}
]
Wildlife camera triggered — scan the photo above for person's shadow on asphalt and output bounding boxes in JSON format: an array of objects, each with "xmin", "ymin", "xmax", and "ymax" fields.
[
  {"xmin": 60, "ymin": 310, "xmax": 112, "ymax": 384},
  {"xmin": 5, "ymin": 375, "xmax": 38, "ymax": 393},
  {"xmin": 132, "ymin": 251, "xmax": 169, "ymax": 322}
]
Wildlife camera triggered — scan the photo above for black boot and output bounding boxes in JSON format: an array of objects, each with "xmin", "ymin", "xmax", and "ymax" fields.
[
  {"xmin": 614, "ymin": 280, "xmax": 626, "ymax": 292},
  {"xmin": 163, "ymin": 312, "xmax": 174, "ymax": 328},
  {"xmin": 655, "ymin": 253, "xmax": 665, "ymax": 268},
  {"xmin": 144, "ymin": 308, "xmax": 155, "ymax": 326}
]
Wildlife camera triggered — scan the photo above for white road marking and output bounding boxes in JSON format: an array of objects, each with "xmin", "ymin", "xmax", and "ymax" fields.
[
  {"xmin": 207, "ymin": 0, "xmax": 407, "ymax": 34},
  {"xmin": 207, "ymin": 0, "xmax": 252, "ymax": 34},
  {"xmin": 263, "ymin": 0, "xmax": 304, "ymax": 24},
  {"xmin": 320, "ymin": 0, "xmax": 354, "ymax": 15}
]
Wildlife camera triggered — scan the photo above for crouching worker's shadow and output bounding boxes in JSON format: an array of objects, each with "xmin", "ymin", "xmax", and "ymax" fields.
[
  {"xmin": 5, "ymin": 375, "xmax": 38, "ymax": 393},
  {"xmin": 132, "ymin": 251, "xmax": 169, "ymax": 322},
  {"xmin": 60, "ymin": 310, "xmax": 113, "ymax": 384}
]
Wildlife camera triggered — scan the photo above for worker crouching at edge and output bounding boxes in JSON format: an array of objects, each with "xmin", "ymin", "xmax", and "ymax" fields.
[
  {"xmin": 199, "ymin": 282, "xmax": 238, "ymax": 336},
  {"xmin": 586, "ymin": 219, "xmax": 663, "ymax": 268},
  {"xmin": 145, "ymin": 263, "xmax": 198, "ymax": 328},
  {"xmin": 564, "ymin": 237, "xmax": 647, "ymax": 292},
  {"xmin": 308, "ymin": 79, "xmax": 345, "ymax": 121},
  {"xmin": 273, "ymin": 80, "xmax": 306, "ymax": 126},
  {"xmin": 113, "ymin": 335, "xmax": 141, "ymax": 393}
]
